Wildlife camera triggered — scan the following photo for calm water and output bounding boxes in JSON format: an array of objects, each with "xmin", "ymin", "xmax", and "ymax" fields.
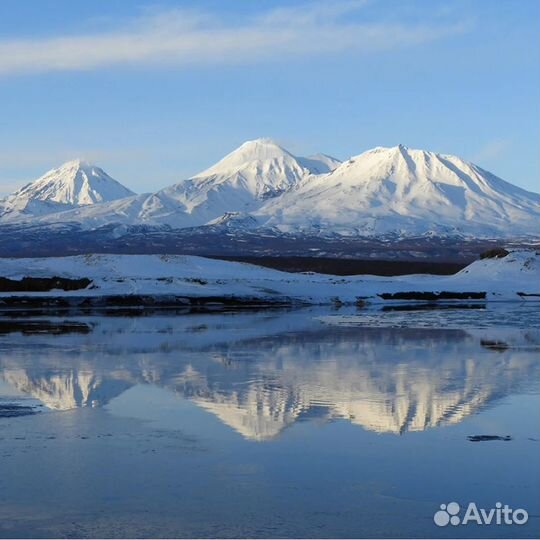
[{"xmin": 0, "ymin": 305, "xmax": 539, "ymax": 538}]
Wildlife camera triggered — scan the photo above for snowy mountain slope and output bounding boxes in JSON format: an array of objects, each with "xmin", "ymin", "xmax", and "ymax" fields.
[
  {"xmin": 34, "ymin": 191, "xmax": 194, "ymax": 230},
  {"xmin": 0, "ymin": 196, "xmax": 75, "ymax": 222},
  {"xmin": 0, "ymin": 160, "xmax": 135, "ymax": 223},
  {"xmin": 256, "ymin": 145, "xmax": 540, "ymax": 238},
  {"xmin": 297, "ymin": 153, "xmax": 341, "ymax": 174}
]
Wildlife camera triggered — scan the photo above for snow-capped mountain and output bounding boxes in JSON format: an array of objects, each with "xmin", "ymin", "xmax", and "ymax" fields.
[
  {"xmin": 15, "ymin": 159, "xmax": 135, "ymax": 205},
  {"xmin": 256, "ymin": 144, "xmax": 540, "ymax": 237},
  {"xmin": 137, "ymin": 138, "xmax": 316, "ymax": 226},
  {"xmin": 0, "ymin": 142, "xmax": 538, "ymax": 241},
  {"xmin": 20, "ymin": 138, "xmax": 339, "ymax": 229},
  {"xmin": 0, "ymin": 159, "xmax": 136, "ymax": 223}
]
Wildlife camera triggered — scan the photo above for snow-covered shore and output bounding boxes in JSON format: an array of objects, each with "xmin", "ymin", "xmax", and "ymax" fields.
[{"xmin": 0, "ymin": 250, "xmax": 538, "ymax": 307}]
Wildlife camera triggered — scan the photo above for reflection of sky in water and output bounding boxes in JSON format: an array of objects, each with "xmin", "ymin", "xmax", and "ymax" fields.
[{"xmin": 0, "ymin": 305, "xmax": 538, "ymax": 538}]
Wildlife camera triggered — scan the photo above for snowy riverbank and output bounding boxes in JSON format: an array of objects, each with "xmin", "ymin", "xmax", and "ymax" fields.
[{"xmin": 0, "ymin": 250, "xmax": 538, "ymax": 308}]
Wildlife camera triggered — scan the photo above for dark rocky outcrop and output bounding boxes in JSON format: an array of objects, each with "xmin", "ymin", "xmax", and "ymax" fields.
[
  {"xmin": 0, "ymin": 276, "xmax": 91, "ymax": 292},
  {"xmin": 378, "ymin": 291, "xmax": 486, "ymax": 301},
  {"xmin": 480, "ymin": 247, "xmax": 509, "ymax": 259}
]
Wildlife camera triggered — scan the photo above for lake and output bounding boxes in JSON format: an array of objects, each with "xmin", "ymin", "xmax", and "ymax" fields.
[{"xmin": 0, "ymin": 305, "xmax": 539, "ymax": 538}]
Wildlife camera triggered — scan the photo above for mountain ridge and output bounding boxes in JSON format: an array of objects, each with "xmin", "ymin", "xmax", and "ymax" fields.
[
  {"xmin": 255, "ymin": 144, "xmax": 540, "ymax": 237},
  {"xmin": 0, "ymin": 140, "xmax": 538, "ymax": 240}
]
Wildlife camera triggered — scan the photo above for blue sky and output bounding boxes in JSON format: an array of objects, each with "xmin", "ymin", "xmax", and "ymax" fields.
[{"xmin": 0, "ymin": 0, "xmax": 538, "ymax": 195}]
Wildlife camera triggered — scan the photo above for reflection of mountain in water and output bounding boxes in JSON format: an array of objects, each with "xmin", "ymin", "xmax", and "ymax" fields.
[
  {"xmin": 187, "ymin": 330, "xmax": 539, "ymax": 439},
  {"xmin": 1, "ymin": 369, "xmax": 132, "ymax": 410},
  {"xmin": 1, "ymin": 315, "xmax": 539, "ymax": 440}
]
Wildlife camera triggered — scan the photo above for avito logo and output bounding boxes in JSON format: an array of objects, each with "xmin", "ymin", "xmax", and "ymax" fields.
[{"xmin": 434, "ymin": 502, "xmax": 528, "ymax": 527}]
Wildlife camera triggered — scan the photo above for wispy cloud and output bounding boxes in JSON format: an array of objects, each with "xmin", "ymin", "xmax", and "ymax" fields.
[
  {"xmin": 0, "ymin": 1, "xmax": 470, "ymax": 75},
  {"xmin": 472, "ymin": 139, "xmax": 512, "ymax": 163}
]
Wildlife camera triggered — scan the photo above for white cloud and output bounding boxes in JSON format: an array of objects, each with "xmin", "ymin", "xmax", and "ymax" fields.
[{"xmin": 0, "ymin": 1, "xmax": 470, "ymax": 75}]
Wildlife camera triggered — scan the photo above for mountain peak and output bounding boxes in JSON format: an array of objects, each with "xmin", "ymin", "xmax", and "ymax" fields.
[
  {"xmin": 366, "ymin": 144, "xmax": 412, "ymax": 155},
  {"xmin": 195, "ymin": 138, "xmax": 294, "ymax": 178},
  {"xmin": 242, "ymin": 137, "xmax": 282, "ymax": 147},
  {"xmin": 61, "ymin": 158, "xmax": 94, "ymax": 169},
  {"xmin": 238, "ymin": 137, "xmax": 285, "ymax": 150},
  {"xmin": 10, "ymin": 160, "xmax": 135, "ymax": 206}
]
